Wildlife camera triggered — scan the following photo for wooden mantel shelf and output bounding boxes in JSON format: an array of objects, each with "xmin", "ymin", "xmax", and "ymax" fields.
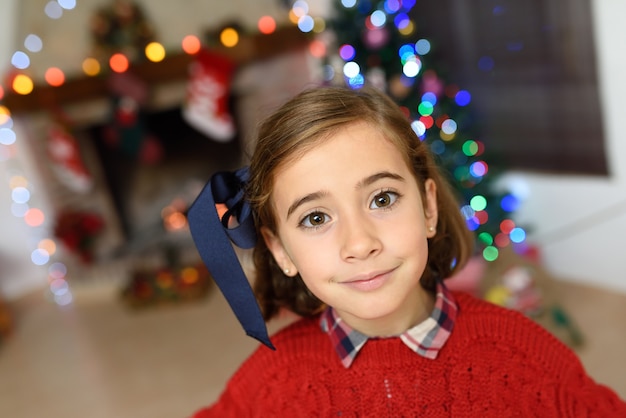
[{"xmin": 2, "ymin": 25, "xmax": 312, "ymax": 114}]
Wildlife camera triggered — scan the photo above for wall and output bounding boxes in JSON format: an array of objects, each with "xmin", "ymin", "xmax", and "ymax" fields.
[{"xmin": 503, "ymin": 0, "xmax": 626, "ymax": 294}]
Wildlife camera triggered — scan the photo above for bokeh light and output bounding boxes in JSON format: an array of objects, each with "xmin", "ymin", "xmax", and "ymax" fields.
[
  {"xmin": 220, "ymin": 27, "xmax": 239, "ymax": 47},
  {"xmin": 182, "ymin": 35, "xmax": 201, "ymax": 54},
  {"xmin": 258, "ymin": 16, "xmax": 276, "ymax": 34},
  {"xmin": 145, "ymin": 42, "xmax": 166, "ymax": 62},
  {"xmin": 109, "ymin": 53, "xmax": 129, "ymax": 73},
  {"xmin": 38, "ymin": 238, "xmax": 57, "ymax": 255},
  {"xmin": 44, "ymin": 67, "xmax": 65, "ymax": 86},
  {"xmin": 24, "ymin": 208, "xmax": 45, "ymax": 227},
  {"xmin": 24, "ymin": 34, "xmax": 43, "ymax": 52},
  {"xmin": 309, "ymin": 39, "xmax": 326, "ymax": 58},
  {"xmin": 44, "ymin": 1, "xmax": 63, "ymax": 19},
  {"xmin": 82, "ymin": 57, "xmax": 101, "ymax": 76},
  {"xmin": 0, "ymin": 128, "xmax": 16, "ymax": 145},
  {"xmin": 11, "ymin": 51, "xmax": 30, "ymax": 69},
  {"xmin": 12, "ymin": 74, "xmax": 34, "ymax": 95}
]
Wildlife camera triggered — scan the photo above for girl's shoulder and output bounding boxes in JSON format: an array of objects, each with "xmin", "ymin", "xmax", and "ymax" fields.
[{"xmin": 450, "ymin": 291, "xmax": 582, "ymax": 372}]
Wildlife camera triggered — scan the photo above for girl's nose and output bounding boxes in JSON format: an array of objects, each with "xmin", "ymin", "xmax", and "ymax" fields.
[{"xmin": 339, "ymin": 214, "xmax": 382, "ymax": 261}]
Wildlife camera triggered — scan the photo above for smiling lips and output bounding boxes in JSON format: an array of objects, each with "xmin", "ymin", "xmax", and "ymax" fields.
[{"xmin": 341, "ymin": 269, "xmax": 395, "ymax": 292}]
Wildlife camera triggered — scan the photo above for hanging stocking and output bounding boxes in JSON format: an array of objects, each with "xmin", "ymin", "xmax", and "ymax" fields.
[
  {"xmin": 182, "ymin": 48, "xmax": 236, "ymax": 142},
  {"xmin": 47, "ymin": 122, "xmax": 93, "ymax": 193}
]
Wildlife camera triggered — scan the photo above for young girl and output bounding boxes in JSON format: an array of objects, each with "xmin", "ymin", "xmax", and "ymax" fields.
[{"xmin": 188, "ymin": 86, "xmax": 626, "ymax": 417}]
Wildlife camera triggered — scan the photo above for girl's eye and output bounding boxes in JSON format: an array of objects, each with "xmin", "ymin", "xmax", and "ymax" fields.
[
  {"xmin": 370, "ymin": 191, "xmax": 399, "ymax": 209},
  {"xmin": 300, "ymin": 211, "xmax": 329, "ymax": 228}
]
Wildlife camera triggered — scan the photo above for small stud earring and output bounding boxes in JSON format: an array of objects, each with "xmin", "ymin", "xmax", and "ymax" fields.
[
  {"xmin": 428, "ymin": 226, "xmax": 435, "ymax": 232},
  {"xmin": 284, "ymin": 268, "xmax": 290, "ymax": 275}
]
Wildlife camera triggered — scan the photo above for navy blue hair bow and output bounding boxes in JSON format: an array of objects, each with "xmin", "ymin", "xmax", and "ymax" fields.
[{"xmin": 187, "ymin": 166, "xmax": 275, "ymax": 350}]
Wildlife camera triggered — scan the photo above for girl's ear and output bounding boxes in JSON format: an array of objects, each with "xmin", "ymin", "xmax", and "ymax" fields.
[
  {"xmin": 260, "ymin": 226, "xmax": 298, "ymax": 277},
  {"xmin": 424, "ymin": 179, "xmax": 438, "ymax": 238}
]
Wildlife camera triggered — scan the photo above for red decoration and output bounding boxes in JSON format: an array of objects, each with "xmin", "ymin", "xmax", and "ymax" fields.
[{"xmin": 54, "ymin": 210, "xmax": 105, "ymax": 263}]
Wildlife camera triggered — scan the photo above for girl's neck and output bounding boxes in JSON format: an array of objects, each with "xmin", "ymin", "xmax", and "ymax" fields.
[{"xmin": 337, "ymin": 285, "xmax": 436, "ymax": 337}]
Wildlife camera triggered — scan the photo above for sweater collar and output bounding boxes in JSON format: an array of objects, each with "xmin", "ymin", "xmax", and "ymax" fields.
[{"xmin": 319, "ymin": 280, "xmax": 457, "ymax": 368}]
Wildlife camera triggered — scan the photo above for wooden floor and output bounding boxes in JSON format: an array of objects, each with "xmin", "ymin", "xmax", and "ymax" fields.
[{"xmin": 1, "ymin": 266, "xmax": 625, "ymax": 417}]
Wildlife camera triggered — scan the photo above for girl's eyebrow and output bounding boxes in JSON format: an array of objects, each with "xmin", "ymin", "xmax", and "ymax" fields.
[
  {"xmin": 285, "ymin": 171, "xmax": 405, "ymax": 219},
  {"xmin": 287, "ymin": 191, "xmax": 329, "ymax": 219}
]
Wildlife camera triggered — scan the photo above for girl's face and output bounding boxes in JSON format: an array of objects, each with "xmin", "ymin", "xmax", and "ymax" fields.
[{"xmin": 262, "ymin": 122, "xmax": 438, "ymax": 336}]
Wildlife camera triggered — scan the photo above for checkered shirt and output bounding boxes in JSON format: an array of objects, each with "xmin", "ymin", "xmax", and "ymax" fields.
[{"xmin": 319, "ymin": 280, "xmax": 457, "ymax": 368}]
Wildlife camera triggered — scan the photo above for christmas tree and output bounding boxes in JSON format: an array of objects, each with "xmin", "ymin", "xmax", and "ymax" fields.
[{"xmin": 326, "ymin": 0, "xmax": 525, "ymax": 262}]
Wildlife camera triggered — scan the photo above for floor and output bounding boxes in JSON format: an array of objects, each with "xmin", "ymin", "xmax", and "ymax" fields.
[{"xmin": 1, "ymin": 261, "xmax": 625, "ymax": 418}]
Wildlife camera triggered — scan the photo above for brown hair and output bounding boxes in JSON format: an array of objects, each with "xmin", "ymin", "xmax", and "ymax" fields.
[{"xmin": 246, "ymin": 85, "xmax": 475, "ymax": 321}]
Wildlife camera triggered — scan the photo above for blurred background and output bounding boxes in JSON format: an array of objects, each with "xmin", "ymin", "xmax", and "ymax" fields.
[{"xmin": 0, "ymin": 0, "xmax": 625, "ymax": 417}]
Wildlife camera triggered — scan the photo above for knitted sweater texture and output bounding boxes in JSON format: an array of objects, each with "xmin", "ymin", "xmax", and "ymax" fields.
[{"xmin": 193, "ymin": 292, "xmax": 626, "ymax": 417}]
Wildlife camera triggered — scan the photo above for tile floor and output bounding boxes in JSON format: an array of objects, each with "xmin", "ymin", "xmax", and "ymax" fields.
[{"xmin": 1, "ymin": 267, "xmax": 625, "ymax": 418}]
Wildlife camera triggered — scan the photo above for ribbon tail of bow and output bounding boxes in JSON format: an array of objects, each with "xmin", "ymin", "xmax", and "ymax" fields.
[{"xmin": 187, "ymin": 179, "xmax": 275, "ymax": 350}]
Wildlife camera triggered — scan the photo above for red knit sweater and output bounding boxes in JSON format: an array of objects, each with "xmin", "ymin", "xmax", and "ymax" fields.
[{"xmin": 193, "ymin": 292, "xmax": 626, "ymax": 417}]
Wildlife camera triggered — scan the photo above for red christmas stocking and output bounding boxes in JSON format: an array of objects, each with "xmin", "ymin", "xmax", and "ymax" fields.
[
  {"xmin": 48, "ymin": 122, "xmax": 93, "ymax": 193},
  {"xmin": 182, "ymin": 48, "xmax": 236, "ymax": 142}
]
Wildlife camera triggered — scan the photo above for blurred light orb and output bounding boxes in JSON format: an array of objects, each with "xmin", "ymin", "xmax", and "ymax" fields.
[
  {"xmin": 347, "ymin": 74, "xmax": 365, "ymax": 88},
  {"xmin": 394, "ymin": 13, "xmax": 410, "ymax": 30},
  {"xmin": 322, "ymin": 64, "xmax": 335, "ymax": 81},
  {"xmin": 13, "ymin": 74, "xmax": 34, "ymax": 95},
  {"xmin": 49, "ymin": 262, "xmax": 68, "ymax": 279},
  {"xmin": 258, "ymin": 16, "xmax": 276, "ymax": 34},
  {"xmin": 339, "ymin": 44, "xmax": 356, "ymax": 61},
  {"xmin": 145, "ymin": 42, "xmax": 165, "ymax": 62},
  {"xmin": 55, "ymin": 291, "xmax": 73, "ymax": 306},
  {"xmin": 478, "ymin": 56, "xmax": 495, "ymax": 71},
  {"xmin": 109, "ymin": 53, "xmax": 129, "ymax": 73},
  {"xmin": 385, "ymin": 0, "xmax": 402, "ymax": 13},
  {"xmin": 50, "ymin": 278, "xmax": 69, "ymax": 296},
  {"xmin": 10, "ymin": 175, "xmax": 28, "ymax": 189},
  {"xmin": 44, "ymin": 1, "xmax": 63, "ymax": 19},
  {"xmin": 417, "ymin": 101, "xmax": 433, "ymax": 116},
  {"xmin": 313, "ymin": 17, "xmax": 326, "ymax": 33},
  {"xmin": 500, "ymin": 194, "xmax": 521, "ymax": 212},
  {"xmin": 470, "ymin": 195, "xmax": 487, "ymax": 211},
  {"xmin": 298, "ymin": 15, "xmax": 315, "ymax": 32},
  {"xmin": 11, "ymin": 186, "xmax": 30, "ymax": 204},
  {"xmin": 31, "ymin": 248, "xmax": 50, "ymax": 265},
  {"xmin": 411, "ymin": 120, "xmax": 426, "ymax": 137},
  {"xmin": 483, "ymin": 246, "xmax": 499, "ymax": 261},
  {"xmin": 510, "ymin": 227, "xmax": 526, "ymax": 243},
  {"xmin": 341, "ymin": 0, "xmax": 357, "ymax": 7},
  {"xmin": 11, "ymin": 202, "xmax": 29, "ymax": 217},
  {"xmin": 39, "ymin": 238, "xmax": 57, "ymax": 255},
  {"xmin": 24, "ymin": 208, "xmax": 45, "ymax": 227},
  {"xmin": 24, "ymin": 34, "xmax": 43, "ymax": 52},
  {"xmin": 182, "ymin": 35, "xmax": 201, "ymax": 54},
  {"xmin": 415, "ymin": 39, "xmax": 431, "ymax": 55},
  {"xmin": 441, "ymin": 119, "xmax": 458, "ymax": 135},
  {"xmin": 309, "ymin": 39, "xmax": 326, "ymax": 58},
  {"xmin": 430, "ymin": 140, "xmax": 446, "ymax": 155},
  {"xmin": 220, "ymin": 28, "xmax": 239, "ymax": 47},
  {"xmin": 369, "ymin": 11, "xmax": 387, "ymax": 28},
  {"xmin": 11, "ymin": 51, "xmax": 30, "ymax": 69},
  {"xmin": 462, "ymin": 140, "xmax": 478, "ymax": 156},
  {"xmin": 343, "ymin": 61, "xmax": 360, "ymax": 78},
  {"xmin": 364, "ymin": 27, "xmax": 389, "ymax": 49},
  {"xmin": 45, "ymin": 67, "xmax": 65, "ymax": 86},
  {"xmin": 455, "ymin": 90, "xmax": 471, "ymax": 106},
  {"xmin": 82, "ymin": 58, "xmax": 101, "ymax": 76},
  {"xmin": 398, "ymin": 21, "xmax": 414, "ymax": 36},
  {"xmin": 402, "ymin": 59, "xmax": 421, "ymax": 77},
  {"xmin": 292, "ymin": 0, "xmax": 309, "ymax": 16},
  {"xmin": 58, "ymin": 0, "xmax": 77, "ymax": 9},
  {"xmin": 0, "ymin": 128, "xmax": 16, "ymax": 145}
]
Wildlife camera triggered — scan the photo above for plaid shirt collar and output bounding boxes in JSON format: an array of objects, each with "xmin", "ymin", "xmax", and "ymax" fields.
[{"xmin": 319, "ymin": 281, "xmax": 457, "ymax": 368}]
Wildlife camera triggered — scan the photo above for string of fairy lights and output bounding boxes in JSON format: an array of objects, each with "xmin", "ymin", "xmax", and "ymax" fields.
[{"xmin": 0, "ymin": 0, "xmax": 527, "ymax": 306}]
